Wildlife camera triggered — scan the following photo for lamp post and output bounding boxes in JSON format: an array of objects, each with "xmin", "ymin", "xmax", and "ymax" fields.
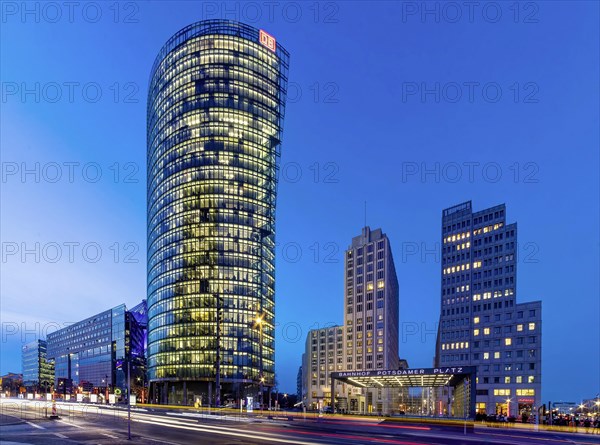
[
  {"xmin": 215, "ymin": 292, "xmax": 222, "ymax": 408},
  {"xmin": 255, "ymin": 316, "xmax": 264, "ymax": 410},
  {"xmin": 127, "ymin": 358, "xmax": 131, "ymax": 440},
  {"xmin": 136, "ymin": 377, "xmax": 145, "ymax": 404},
  {"xmin": 252, "ymin": 228, "xmax": 270, "ymax": 411}
]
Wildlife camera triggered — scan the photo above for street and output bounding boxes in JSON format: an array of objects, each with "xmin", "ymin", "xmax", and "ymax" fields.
[{"xmin": 1, "ymin": 400, "xmax": 599, "ymax": 445}]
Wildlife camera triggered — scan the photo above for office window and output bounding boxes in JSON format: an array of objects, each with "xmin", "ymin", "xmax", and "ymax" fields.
[
  {"xmin": 493, "ymin": 389, "xmax": 510, "ymax": 396},
  {"xmin": 516, "ymin": 389, "xmax": 535, "ymax": 396}
]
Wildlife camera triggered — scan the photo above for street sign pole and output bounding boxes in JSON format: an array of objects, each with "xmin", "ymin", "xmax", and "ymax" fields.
[
  {"xmin": 463, "ymin": 378, "xmax": 467, "ymax": 436},
  {"xmin": 127, "ymin": 359, "xmax": 131, "ymax": 440}
]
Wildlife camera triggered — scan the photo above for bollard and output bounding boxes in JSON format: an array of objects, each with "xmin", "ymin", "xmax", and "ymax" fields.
[{"xmin": 49, "ymin": 399, "xmax": 59, "ymax": 420}]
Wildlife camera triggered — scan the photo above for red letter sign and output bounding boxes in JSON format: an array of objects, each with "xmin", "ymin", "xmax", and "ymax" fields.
[{"xmin": 259, "ymin": 30, "xmax": 276, "ymax": 52}]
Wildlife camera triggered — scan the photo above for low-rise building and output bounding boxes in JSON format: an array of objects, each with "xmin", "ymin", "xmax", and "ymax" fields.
[
  {"xmin": 303, "ymin": 325, "xmax": 345, "ymax": 411},
  {"xmin": 47, "ymin": 301, "xmax": 147, "ymax": 394}
]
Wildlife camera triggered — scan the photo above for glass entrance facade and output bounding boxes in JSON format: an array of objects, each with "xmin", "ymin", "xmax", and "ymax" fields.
[{"xmin": 146, "ymin": 20, "xmax": 289, "ymax": 404}]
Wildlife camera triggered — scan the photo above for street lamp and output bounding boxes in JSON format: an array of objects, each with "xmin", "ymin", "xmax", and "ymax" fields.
[
  {"xmin": 136, "ymin": 377, "xmax": 142, "ymax": 404},
  {"xmin": 136, "ymin": 376, "xmax": 146, "ymax": 404},
  {"xmin": 252, "ymin": 228, "xmax": 270, "ymax": 411},
  {"xmin": 255, "ymin": 315, "xmax": 264, "ymax": 410}
]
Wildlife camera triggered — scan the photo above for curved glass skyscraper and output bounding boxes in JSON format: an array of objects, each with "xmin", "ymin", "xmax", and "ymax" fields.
[{"xmin": 147, "ymin": 20, "xmax": 289, "ymax": 405}]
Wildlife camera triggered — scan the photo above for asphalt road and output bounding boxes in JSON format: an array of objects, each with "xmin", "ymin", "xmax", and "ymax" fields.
[{"xmin": 1, "ymin": 400, "xmax": 599, "ymax": 445}]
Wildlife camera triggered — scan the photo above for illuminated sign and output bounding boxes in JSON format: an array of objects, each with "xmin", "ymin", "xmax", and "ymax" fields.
[
  {"xmin": 259, "ymin": 29, "xmax": 276, "ymax": 52},
  {"xmin": 333, "ymin": 367, "xmax": 473, "ymax": 378}
]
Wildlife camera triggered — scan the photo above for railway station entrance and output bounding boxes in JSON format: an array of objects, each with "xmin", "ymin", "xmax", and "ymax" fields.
[{"xmin": 330, "ymin": 366, "xmax": 476, "ymax": 418}]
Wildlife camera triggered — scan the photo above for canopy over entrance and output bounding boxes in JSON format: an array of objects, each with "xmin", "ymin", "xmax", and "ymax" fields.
[{"xmin": 330, "ymin": 366, "xmax": 477, "ymax": 418}]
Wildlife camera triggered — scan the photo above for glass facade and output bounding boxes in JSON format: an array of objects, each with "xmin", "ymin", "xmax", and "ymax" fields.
[
  {"xmin": 146, "ymin": 20, "xmax": 289, "ymax": 405},
  {"xmin": 47, "ymin": 302, "xmax": 147, "ymax": 392},
  {"xmin": 22, "ymin": 340, "xmax": 54, "ymax": 391}
]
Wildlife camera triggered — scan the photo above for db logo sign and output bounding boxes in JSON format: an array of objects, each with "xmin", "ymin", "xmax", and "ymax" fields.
[{"xmin": 259, "ymin": 30, "xmax": 276, "ymax": 52}]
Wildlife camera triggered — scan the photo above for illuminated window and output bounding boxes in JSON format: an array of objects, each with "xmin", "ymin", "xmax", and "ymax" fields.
[
  {"xmin": 483, "ymin": 352, "xmax": 489, "ymax": 360},
  {"xmin": 493, "ymin": 389, "xmax": 510, "ymax": 396},
  {"xmin": 516, "ymin": 376, "xmax": 522, "ymax": 383},
  {"xmin": 517, "ymin": 324, "xmax": 523, "ymax": 332},
  {"xmin": 504, "ymin": 376, "xmax": 510, "ymax": 383},
  {"xmin": 484, "ymin": 328, "xmax": 490, "ymax": 335},
  {"xmin": 528, "ymin": 323, "xmax": 535, "ymax": 331},
  {"xmin": 516, "ymin": 389, "xmax": 535, "ymax": 396},
  {"xmin": 528, "ymin": 376, "xmax": 535, "ymax": 383},
  {"xmin": 494, "ymin": 352, "xmax": 500, "ymax": 359},
  {"xmin": 473, "ymin": 329, "xmax": 480, "ymax": 336},
  {"xmin": 377, "ymin": 281, "xmax": 384, "ymax": 289},
  {"xmin": 474, "ymin": 317, "xmax": 480, "ymax": 324},
  {"xmin": 505, "ymin": 338, "xmax": 512, "ymax": 346}
]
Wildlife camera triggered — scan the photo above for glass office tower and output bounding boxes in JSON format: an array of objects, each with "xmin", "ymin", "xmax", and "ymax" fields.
[
  {"xmin": 147, "ymin": 20, "xmax": 289, "ymax": 405},
  {"xmin": 22, "ymin": 340, "xmax": 54, "ymax": 392},
  {"xmin": 47, "ymin": 303, "xmax": 147, "ymax": 394}
]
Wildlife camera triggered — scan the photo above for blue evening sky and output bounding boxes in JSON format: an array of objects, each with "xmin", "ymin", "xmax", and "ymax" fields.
[{"xmin": 1, "ymin": 1, "xmax": 598, "ymax": 402}]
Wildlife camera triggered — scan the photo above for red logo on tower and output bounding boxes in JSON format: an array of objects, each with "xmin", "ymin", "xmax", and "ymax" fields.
[{"xmin": 259, "ymin": 30, "xmax": 276, "ymax": 52}]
